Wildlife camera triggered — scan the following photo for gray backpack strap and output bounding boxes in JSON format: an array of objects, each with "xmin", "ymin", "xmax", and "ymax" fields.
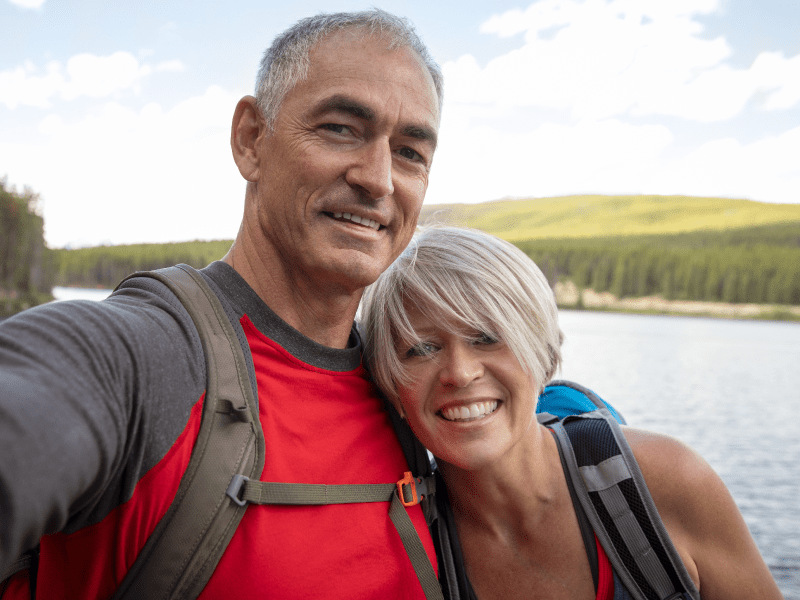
[
  {"xmin": 226, "ymin": 473, "xmax": 444, "ymax": 600},
  {"xmin": 112, "ymin": 264, "xmax": 265, "ymax": 600},
  {"xmin": 550, "ymin": 410, "xmax": 700, "ymax": 600}
]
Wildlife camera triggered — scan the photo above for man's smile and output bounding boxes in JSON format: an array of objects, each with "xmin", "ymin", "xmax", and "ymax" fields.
[{"xmin": 324, "ymin": 211, "xmax": 384, "ymax": 231}]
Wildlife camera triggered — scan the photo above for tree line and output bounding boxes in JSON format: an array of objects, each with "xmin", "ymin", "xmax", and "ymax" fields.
[
  {"xmin": 51, "ymin": 240, "xmax": 233, "ymax": 288},
  {"xmin": 516, "ymin": 223, "xmax": 800, "ymax": 305},
  {"xmin": 52, "ymin": 223, "xmax": 800, "ymax": 306},
  {"xmin": 4, "ymin": 182, "xmax": 799, "ymax": 318},
  {"xmin": 0, "ymin": 179, "xmax": 55, "ymax": 317}
]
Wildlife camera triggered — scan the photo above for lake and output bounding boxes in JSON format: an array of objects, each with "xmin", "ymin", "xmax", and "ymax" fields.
[
  {"xmin": 51, "ymin": 286, "xmax": 113, "ymax": 302},
  {"xmin": 47, "ymin": 290, "xmax": 800, "ymax": 596},
  {"xmin": 557, "ymin": 309, "xmax": 800, "ymax": 598}
]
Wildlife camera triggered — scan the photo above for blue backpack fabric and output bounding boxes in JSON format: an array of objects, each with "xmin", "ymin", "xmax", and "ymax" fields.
[{"xmin": 537, "ymin": 379, "xmax": 627, "ymax": 424}]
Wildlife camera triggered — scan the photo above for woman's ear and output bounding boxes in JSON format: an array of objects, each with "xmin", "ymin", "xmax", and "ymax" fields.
[{"xmin": 390, "ymin": 395, "xmax": 407, "ymax": 420}]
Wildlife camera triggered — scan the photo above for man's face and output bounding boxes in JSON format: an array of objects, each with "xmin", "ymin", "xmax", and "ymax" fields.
[{"xmin": 252, "ymin": 31, "xmax": 440, "ymax": 293}]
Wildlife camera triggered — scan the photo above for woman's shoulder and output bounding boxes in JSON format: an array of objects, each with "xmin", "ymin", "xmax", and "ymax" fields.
[
  {"xmin": 621, "ymin": 426, "xmax": 783, "ymax": 600},
  {"xmin": 621, "ymin": 427, "xmax": 711, "ymax": 497}
]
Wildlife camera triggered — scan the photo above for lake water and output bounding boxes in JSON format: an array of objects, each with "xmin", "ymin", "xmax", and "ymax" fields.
[
  {"xmin": 45, "ymin": 291, "xmax": 799, "ymax": 596},
  {"xmin": 557, "ymin": 310, "xmax": 800, "ymax": 598},
  {"xmin": 51, "ymin": 286, "xmax": 113, "ymax": 302}
]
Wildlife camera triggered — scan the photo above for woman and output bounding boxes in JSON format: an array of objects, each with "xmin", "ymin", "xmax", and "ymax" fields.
[{"xmin": 360, "ymin": 226, "xmax": 782, "ymax": 600}]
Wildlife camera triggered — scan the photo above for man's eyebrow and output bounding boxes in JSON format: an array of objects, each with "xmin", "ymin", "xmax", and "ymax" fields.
[
  {"xmin": 314, "ymin": 94, "xmax": 438, "ymax": 149},
  {"xmin": 314, "ymin": 95, "xmax": 375, "ymax": 122},
  {"xmin": 402, "ymin": 124, "xmax": 438, "ymax": 149}
]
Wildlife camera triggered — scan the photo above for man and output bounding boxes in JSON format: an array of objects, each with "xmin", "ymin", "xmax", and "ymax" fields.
[{"xmin": 0, "ymin": 10, "xmax": 443, "ymax": 599}]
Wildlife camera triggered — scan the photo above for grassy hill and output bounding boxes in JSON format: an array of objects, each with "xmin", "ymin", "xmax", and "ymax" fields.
[
  {"xmin": 418, "ymin": 194, "xmax": 800, "ymax": 241},
  {"xmin": 49, "ymin": 195, "xmax": 800, "ymax": 309}
]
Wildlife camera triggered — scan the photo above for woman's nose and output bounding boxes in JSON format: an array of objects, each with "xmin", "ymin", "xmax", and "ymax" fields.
[{"xmin": 438, "ymin": 343, "xmax": 484, "ymax": 388}]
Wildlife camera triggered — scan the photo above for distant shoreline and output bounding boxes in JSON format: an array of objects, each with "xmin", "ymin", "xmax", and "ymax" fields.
[
  {"xmin": 555, "ymin": 282, "xmax": 800, "ymax": 322},
  {"xmin": 6, "ymin": 285, "xmax": 799, "ymax": 324}
]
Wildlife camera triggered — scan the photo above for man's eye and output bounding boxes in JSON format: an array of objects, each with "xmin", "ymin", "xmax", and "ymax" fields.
[
  {"xmin": 404, "ymin": 342, "xmax": 437, "ymax": 358},
  {"xmin": 397, "ymin": 146, "xmax": 423, "ymax": 162},
  {"xmin": 321, "ymin": 123, "xmax": 351, "ymax": 135}
]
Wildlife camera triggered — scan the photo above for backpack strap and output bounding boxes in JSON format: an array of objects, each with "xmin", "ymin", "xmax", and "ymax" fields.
[
  {"xmin": 225, "ymin": 470, "xmax": 443, "ymax": 599},
  {"xmin": 550, "ymin": 410, "xmax": 700, "ymax": 600},
  {"xmin": 112, "ymin": 264, "xmax": 265, "ymax": 600}
]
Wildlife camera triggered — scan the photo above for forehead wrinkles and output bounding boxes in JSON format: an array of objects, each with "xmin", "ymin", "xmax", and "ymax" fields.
[{"xmin": 306, "ymin": 33, "xmax": 439, "ymax": 126}]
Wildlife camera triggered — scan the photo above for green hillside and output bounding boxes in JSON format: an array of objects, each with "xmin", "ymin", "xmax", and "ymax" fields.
[
  {"xmin": 47, "ymin": 194, "xmax": 800, "ymax": 310},
  {"xmin": 419, "ymin": 194, "xmax": 800, "ymax": 241}
]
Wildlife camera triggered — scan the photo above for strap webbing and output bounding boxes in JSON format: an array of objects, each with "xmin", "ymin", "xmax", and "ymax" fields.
[
  {"xmin": 389, "ymin": 493, "xmax": 444, "ymax": 600},
  {"xmin": 240, "ymin": 480, "xmax": 396, "ymax": 505},
  {"xmin": 235, "ymin": 477, "xmax": 443, "ymax": 600}
]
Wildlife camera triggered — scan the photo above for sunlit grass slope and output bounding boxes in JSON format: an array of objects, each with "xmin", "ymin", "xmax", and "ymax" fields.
[{"xmin": 419, "ymin": 195, "xmax": 800, "ymax": 241}]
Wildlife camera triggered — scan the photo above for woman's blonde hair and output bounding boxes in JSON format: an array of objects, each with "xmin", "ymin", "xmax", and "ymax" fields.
[{"xmin": 360, "ymin": 226, "xmax": 563, "ymax": 401}]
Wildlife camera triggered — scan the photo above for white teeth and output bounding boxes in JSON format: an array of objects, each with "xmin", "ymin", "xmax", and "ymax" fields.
[
  {"xmin": 331, "ymin": 212, "xmax": 380, "ymax": 230},
  {"xmin": 441, "ymin": 401, "xmax": 498, "ymax": 422}
]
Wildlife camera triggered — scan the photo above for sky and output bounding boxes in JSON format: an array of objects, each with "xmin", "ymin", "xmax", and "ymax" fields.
[{"xmin": 1, "ymin": 0, "xmax": 799, "ymax": 248}]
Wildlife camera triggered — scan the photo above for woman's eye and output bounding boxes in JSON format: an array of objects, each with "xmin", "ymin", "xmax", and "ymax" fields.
[
  {"xmin": 404, "ymin": 342, "xmax": 437, "ymax": 358},
  {"xmin": 473, "ymin": 332, "xmax": 498, "ymax": 346}
]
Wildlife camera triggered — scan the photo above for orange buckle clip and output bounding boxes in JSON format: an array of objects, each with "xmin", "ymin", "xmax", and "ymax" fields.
[{"xmin": 397, "ymin": 471, "xmax": 420, "ymax": 507}]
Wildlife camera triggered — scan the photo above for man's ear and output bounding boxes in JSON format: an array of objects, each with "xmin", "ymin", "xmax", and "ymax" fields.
[{"xmin": 231, "ymin": 95, "xmax": 263, "ymax": 183}]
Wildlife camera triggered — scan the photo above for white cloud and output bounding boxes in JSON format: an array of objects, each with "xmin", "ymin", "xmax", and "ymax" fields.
[
  {"xmin": 663, "ymin": 126, "xmax": 800, "ymax": 203},
  {"xmin": 428, "ymin": 107, "xmax": 674, "ymax": 204},
  {"xmin": 0, "ymin": 52, "xmax": 186, "ymax": 109},
  {"xmin": 0, "ymin": 86, "xmax": 246, "ymax": 246},
  {"xmin": 424, "ymin": 0, "xmax": 800, "ymax": 209},
  {"xmin": 445, "ymin": 0, "xmax": 800, "ymax": 122},
  {"xmin": 8, "ymin": 0, "xmax": 45, "ymax": 8},
  {"xmin": 755, "ymin": 52, "xmax": 800, "ymax": 111},
  {"xmin": 428, "ymin": 103, "xmax": 800, "ymax": 207}
]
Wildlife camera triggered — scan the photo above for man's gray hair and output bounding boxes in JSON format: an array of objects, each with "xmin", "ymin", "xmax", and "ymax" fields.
[
  {"xmin": 360, "ymin": 226, "xmax": 564, "ymax": 403},
  {"xmin": 255, "ymin": 9, "xmax": 443, "ymax": 131}
]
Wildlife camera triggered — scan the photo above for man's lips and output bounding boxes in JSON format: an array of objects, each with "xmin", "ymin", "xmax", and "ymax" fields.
[
  {"xmin": 326, "ymin": 211, "xmax": 382, "ymax": 230},
  {"xmin": 439, "ymin": 400, "xmax": 499, "ymax": 422}
]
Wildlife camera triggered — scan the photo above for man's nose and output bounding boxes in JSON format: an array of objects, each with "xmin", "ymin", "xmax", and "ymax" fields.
[
  {"xmin": 439, "ymin": 344, "xmax": 484, "ymax": 388},
  {"xmin": 346, "ymin": 139, "xmax": 394, "ymax": 200}
]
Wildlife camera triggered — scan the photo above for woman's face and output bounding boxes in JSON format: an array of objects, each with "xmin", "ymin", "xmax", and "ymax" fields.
[{"xmin": 394, "ymin": 303, "xmax": 539, "ymax": 472}]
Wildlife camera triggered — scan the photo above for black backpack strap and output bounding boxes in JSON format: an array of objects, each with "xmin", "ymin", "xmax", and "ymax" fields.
[
  {"xmin": 550, "ymin": 410, "xmax": 699, "ymax": 600},
  {"xmin": 548, "ymin": 428, "xmax": 600, "ymax": 592},
  {"xmin": 111, "ymin": 264, "xmax": 265, "ymax": 600}
]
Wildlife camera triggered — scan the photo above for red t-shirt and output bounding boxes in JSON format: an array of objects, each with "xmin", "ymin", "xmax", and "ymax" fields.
[
  {"xmin": 596, "ymin": 535, "xmax": 615, "ymax": 600},
  {"xmin": 14, "ymin": 314, "xmax": 436, "ymax": 599}
]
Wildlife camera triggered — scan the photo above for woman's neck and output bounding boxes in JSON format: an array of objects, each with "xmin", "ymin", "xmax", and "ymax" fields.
[{"xmin": 438, "ymin": 423, "xmax": 564, "ymax": 538}]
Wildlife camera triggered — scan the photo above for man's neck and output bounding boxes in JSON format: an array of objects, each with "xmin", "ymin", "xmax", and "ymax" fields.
[{"xmin": 222, "ymin": 238, "xmax": 362, "ymax": 350}]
